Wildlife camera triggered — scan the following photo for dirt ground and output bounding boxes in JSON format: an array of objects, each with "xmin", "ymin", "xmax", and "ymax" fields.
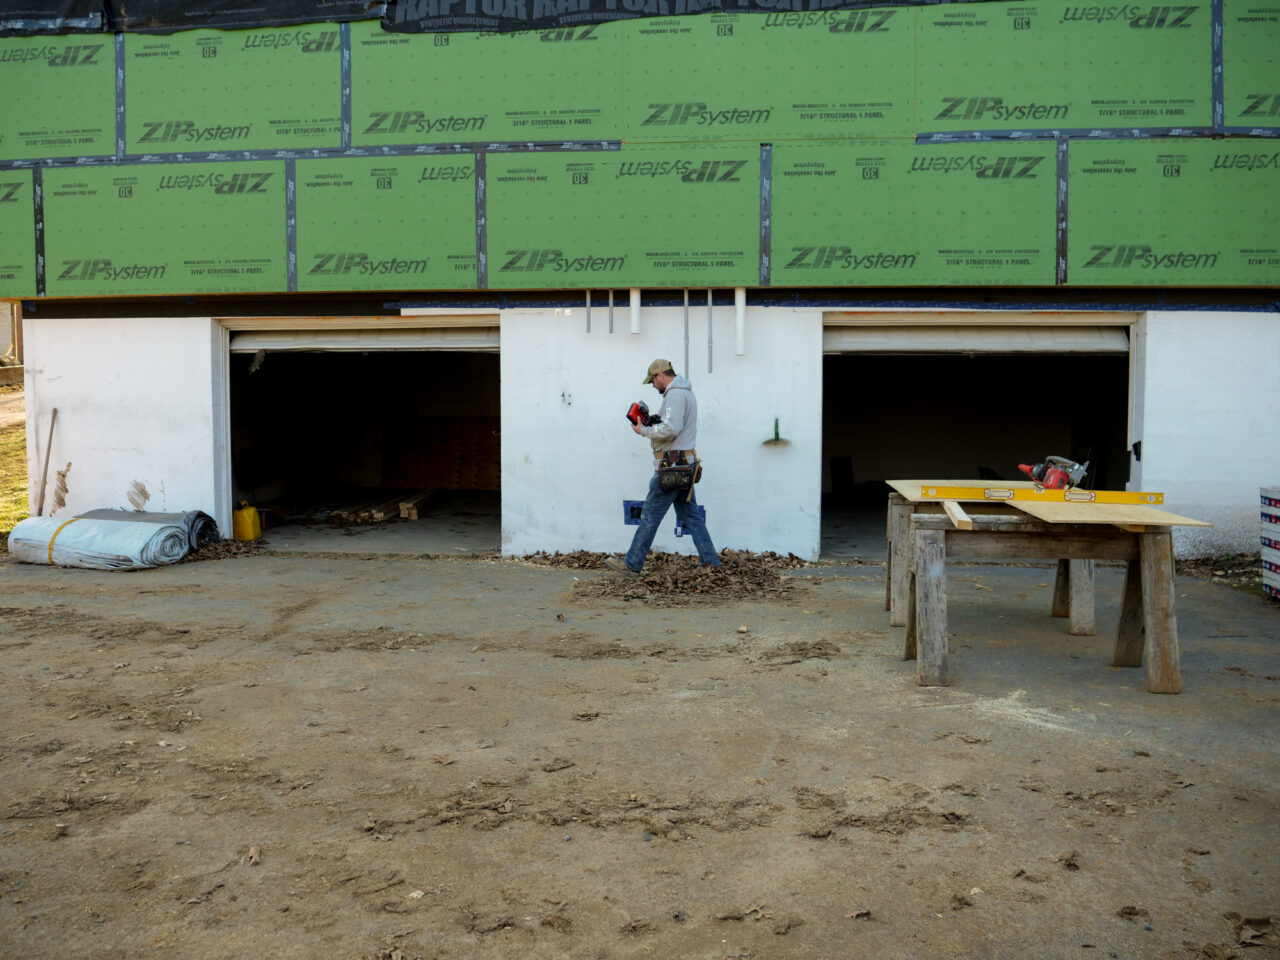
[
  {"xmin": 1, "ymin": 543, "xmax": 1277, "ymax": 960},
  {"xmin": 0, "ymin": 386, "xmax": 23, "ymax": 432}
]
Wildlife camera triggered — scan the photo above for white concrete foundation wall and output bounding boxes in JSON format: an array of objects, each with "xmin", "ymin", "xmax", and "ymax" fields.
[
  {"xmin": 500, "ymin": 305, "xmax": 823, "ymax": 559},
  {"xmin": 22, "ymin": 315, "xmax": 227, "ymax": 531},
  {"xmin": 1132, "ymin": 310, "xmax": 1280, "ymax": 557},
  {"xmin": 2, "ymin": 303, "xmax": 14, "ymax": 357}
]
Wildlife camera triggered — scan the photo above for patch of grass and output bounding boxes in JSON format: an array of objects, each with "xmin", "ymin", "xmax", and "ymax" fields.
[{"xmin": 0, "ymin": 424, "xmax": 29, "ymax": 534}]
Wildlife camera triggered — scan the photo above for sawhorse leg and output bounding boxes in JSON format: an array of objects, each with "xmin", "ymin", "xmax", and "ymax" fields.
[
  {"xmin": 1111, "ymin": 530, "xmax": 1180, "ymax": 693},
  {"xmin": 1051, "ymin": 559, "xmax": 1097, "ymax": 636},
  {"xmin": 905, "ymin": 526, "xmax": 948, "ymax": 686},
  {"xmin": 887, "ymin": 495, "xmax": 913, "ymax": 627}
]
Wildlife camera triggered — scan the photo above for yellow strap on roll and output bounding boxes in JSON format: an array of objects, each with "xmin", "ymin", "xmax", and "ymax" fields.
[{"xmin": 47, "ymin": 517, "xmax": 80, "ymax": 564}]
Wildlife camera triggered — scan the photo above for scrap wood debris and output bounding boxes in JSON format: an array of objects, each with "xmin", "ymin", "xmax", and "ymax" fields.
[
  {"xmin": 526, "ymin": 547, "xmax": 808, "ymax": 571},
  {"xmin": 181, "ymin": 539, "xmax": 266, "ymax": 562},
  {"xmin": 1176, "ymin": 552, "xmax": 1263, "ymax": 587},
  {"xmin": 535, "ymin": 549, "xmax": 805, "ymax": 605}
]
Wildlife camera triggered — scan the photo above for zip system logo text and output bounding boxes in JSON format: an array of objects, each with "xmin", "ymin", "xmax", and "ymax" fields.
[
  {"xmin": 57, "ymin": 259, "xmax": 167, "ymax": 282},
  {"xmin": 138, "ymin": 121, "xmax": 251, "ymax": 145},
  {"xmin": 0, "ymin": 182, "xmax": 22, "ymax": 203},
  {"xmin": 499, "ymin": 250, "xmax": 626, "ymax": 274},
  {"xmin": 761, "ymin": 9, "xmax": 896, "ymax": 31},
  {"xmin": 935, "ymin": 97, "xmax": 1069, "ymax": 124},
  {"xmin": 1211, "ymin": 151, "xmax": 1280, "ymax": 171},
  {"xmin": 364, "ymin": 112, "xmax": 485, "ymax": 136},
  {"xmin": 47, "ymin": 43, "xmax": 104, "ymax": 66},
  {"xmin": 418, "ymin": 164, "xmax": 473, "ymax": 182},
  {"xmin": 641, "ymin": 103, "xmax": 771, "ymax": 127},
  {"xmin": 1083, "ymin": 244, "xmax": 1218, "ymax": 269},
  {"xmin": 616, "ymin": 158, "xmax": 747, "ymax": 182},
  {"xmin": 785, "ymin": 246, "xmax": 917, "ymax": 271},
  {"xmin": 1240, "ymin": 95, "xmax": 1280, "ymax": 119},
  {"xmin": 242, "ymin": 29, "xmax": 338, "ymax": 52},
  {"xmin": 909, "ymin": 155, "xmax": 1046, "ymax": 178},
  {"xmin": 539, "ymin": 25, "xmax": 599, "ymax": 41},
  {"xmin": 1059, "ymin": 5, "xmax": 1197, "ymax": 27},
  {"xmin": 308, "ymin": 253, "xmax": 429, "ymax": 276},
  {"xmin": 156, "ymin": 171, "xmax": 274, "ymax": 194},
  {"xmin": 0, "ymin": 43, "xmax": 105, "ymax": 65}
]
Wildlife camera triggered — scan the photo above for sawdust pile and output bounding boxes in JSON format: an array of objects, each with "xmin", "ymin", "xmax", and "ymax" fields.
[{"xmin": 526, "ymin": 549, "xmax": 807, "ymax": 606}]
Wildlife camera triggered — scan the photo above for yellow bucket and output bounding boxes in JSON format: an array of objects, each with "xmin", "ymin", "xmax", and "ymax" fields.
[{"xmin": 233, "ymin": 501, "xmax": 261, "ymax": 541}]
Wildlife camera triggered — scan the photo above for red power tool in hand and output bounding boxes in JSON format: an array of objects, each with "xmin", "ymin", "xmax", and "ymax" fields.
[
  {"xmin": 625, "ymin": 401, "xmax": 661, "ymax": 426},
  {"xmin": 1018, "ymin": 456, "xmax": 1090, "ymax": 490}
]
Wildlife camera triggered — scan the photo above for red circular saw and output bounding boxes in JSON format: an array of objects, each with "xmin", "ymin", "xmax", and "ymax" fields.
[{"xmin": 1018, "ymin": 456, "xmax": 1090, "ymax": 490}]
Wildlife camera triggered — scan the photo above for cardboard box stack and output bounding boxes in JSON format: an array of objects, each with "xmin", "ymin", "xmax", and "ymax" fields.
[{"xmin": 1264, "ymin": 486, "xmax": 1280, "ymax": 600}]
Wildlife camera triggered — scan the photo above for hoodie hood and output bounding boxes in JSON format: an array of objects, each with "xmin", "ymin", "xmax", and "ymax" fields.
[{"xmin": 644, "ymin": 374, "xmax": 699, "ymax": 454}]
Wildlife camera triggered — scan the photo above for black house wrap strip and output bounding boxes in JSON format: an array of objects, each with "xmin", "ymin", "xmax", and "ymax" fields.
[
  {"xmin": 285, "ymin": 158, "xmax": 297, "ymax": 292},
  {"xmin": 32, "ymin": 165, "xmax": 44, "ymax": 296},
  {"xmin": 340, "ymin": 22, "xmax": 353, "ymax": 150},
  {"xmin": 475, "ymin": 151, "xmax": 487, "ymax": 288},
  {"xmin": 114, "ymin": 33, "xmax": 125, "ymax": 159},
  {"xmin": 1211, "ymin": 0, "xmax": 1224, "ymax": 133},
  {"xmin": 1055, "ymin": 138, "xmax": 1068, "ymax": 286},
  {"xmin": 759, "ymin": 142, "xmax": 772, "ymax": 287}
]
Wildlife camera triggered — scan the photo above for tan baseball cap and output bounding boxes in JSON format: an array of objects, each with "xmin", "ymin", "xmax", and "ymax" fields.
[{"xmin": 643, "ymin": 358, "xmax": 674, "ymax": 384}]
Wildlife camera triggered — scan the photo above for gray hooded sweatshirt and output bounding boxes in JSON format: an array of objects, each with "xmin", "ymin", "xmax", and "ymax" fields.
[{"xmin": 639, "ymin": 375, "xmax": 698, "ymax": 460}]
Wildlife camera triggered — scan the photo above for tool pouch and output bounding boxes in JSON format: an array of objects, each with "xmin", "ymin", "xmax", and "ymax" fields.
[{"xmin": 657, "ymin": 457, "xmax": 702, "ymax": 493}]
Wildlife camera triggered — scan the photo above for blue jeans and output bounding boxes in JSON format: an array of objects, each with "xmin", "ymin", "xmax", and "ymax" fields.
[{"xmin": 624, "ymin": 471, "xmax": 720, "ymax": 571}]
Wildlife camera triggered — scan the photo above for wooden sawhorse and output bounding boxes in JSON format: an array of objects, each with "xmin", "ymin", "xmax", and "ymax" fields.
[{"xmin": 902, "ymin": 513, "xmax": 1180, "ymax": 694}]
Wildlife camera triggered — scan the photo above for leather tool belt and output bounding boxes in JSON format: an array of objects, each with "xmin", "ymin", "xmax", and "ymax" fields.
[{"xmin": 656, "ymin": 449, "xmax": 702, "ymax": 495}]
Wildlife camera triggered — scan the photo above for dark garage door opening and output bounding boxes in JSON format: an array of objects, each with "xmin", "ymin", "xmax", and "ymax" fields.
[
  {"xmin": 229, "ymin": 350, "xmax": 499, "ymax": 547},
  {"xmin": 821, "ymin": 352, "xmax": 1131, "ymax": 558}
]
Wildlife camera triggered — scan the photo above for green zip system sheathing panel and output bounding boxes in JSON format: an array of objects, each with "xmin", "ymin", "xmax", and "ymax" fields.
[
  {"xmin": 0, "ymin": 36, "xmax": 116, "ymax": 160},
  {"xmin": 1068, "ymin": 139, "xmax": 1280, "ymax": 286},
  {"xmin": 124, "ymin": 28, "xmax": 343, "ymax": 154},
  {"xmin": 1, "ymin": 5, "xmax": 1278, "ymax": 298},
  {"xmin": 43, "ymin": 162, "xmax": 286, "ymax": 296},
  {"xmin": 0, "ymin": 170, "xmax": 35, "ymax": 297},
  {"xmin": 0, "ymin": 8, "xmax": 1254, "ymax": 160},
  {"xmin": 486, "ymin": 145, "xmax": 759, "ymax": 288},
  {"xmin": 916, "ymin": 4, "xmax": 1212, "ymax": 136},
  {"xmin": 1223, "ymin": 5, "xmax": 1280, "ymax": 130},
  {"xmin": 350, "ymin": 19, "xmax": 621, "ymax": 146},
  {"xmin": 619, "ymin": 11, "xmax": 916, "ymax": 143},
  {"xmin": 296, "ymin": 156, "xmax": 477, "ymax": 290},
  {"xmin": 772, "ymin": 140, "xmax": 1058, "ymax": 287}
]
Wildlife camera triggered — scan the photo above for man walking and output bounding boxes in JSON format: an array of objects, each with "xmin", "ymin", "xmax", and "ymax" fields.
[{"xmin": 606, "ymin": 359, "xmax": 721, "ymax": 574}]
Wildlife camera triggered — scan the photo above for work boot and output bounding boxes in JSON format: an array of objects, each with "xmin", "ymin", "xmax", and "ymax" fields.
[{"xmin": 604, "ymin": 556, "xmax": 639, "ymax": 576}]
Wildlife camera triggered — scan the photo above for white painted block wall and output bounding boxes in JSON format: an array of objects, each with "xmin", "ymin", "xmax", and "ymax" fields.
[
  {"xmin": 1131, "ymin": 310, "xmax": 1280, "ymax": 556},
  {"xmin": 500, "ymin": 305, "xmax": 824, "ymax": 559},
  {"xmin": 2, "ymin": 303, "xmax": 14, "ymax": 357},
  {"xmin": 22, "ymin": 314, "xmax": 227, "ymax": 529},
  {"xmin": 21, "ymin": 306, "xmax": 1276, "ymax": 560}
]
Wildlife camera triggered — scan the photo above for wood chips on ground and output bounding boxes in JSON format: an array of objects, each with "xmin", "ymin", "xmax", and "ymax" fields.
[{"xmin": 526, "ymin": 549, "xmax": 807, "ymax": 606}]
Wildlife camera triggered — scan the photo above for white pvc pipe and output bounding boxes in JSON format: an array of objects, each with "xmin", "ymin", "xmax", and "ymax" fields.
[
  {"xmin": 682, "ymin": 289, "xmax": 689, "ymax": 376},
  {"xmin": 630, "ymin": 288, "xmax": 641, "ymax": 334},
  {"xmin": 734, "ymin": 287, "xmax": 746, "ymax": 356},
  {"xmin": 706, "ymin": 289, "xmax": 713, "ymax": 374}
]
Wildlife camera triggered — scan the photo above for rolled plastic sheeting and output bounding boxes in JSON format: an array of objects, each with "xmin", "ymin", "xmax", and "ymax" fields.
[
  {"xmin": 76, "ymin": 509, "xmax": 220, "ymax": 552},
  {"xmin": 7, "ymin": 517, "xmax": 190, "ymax": 570}
]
